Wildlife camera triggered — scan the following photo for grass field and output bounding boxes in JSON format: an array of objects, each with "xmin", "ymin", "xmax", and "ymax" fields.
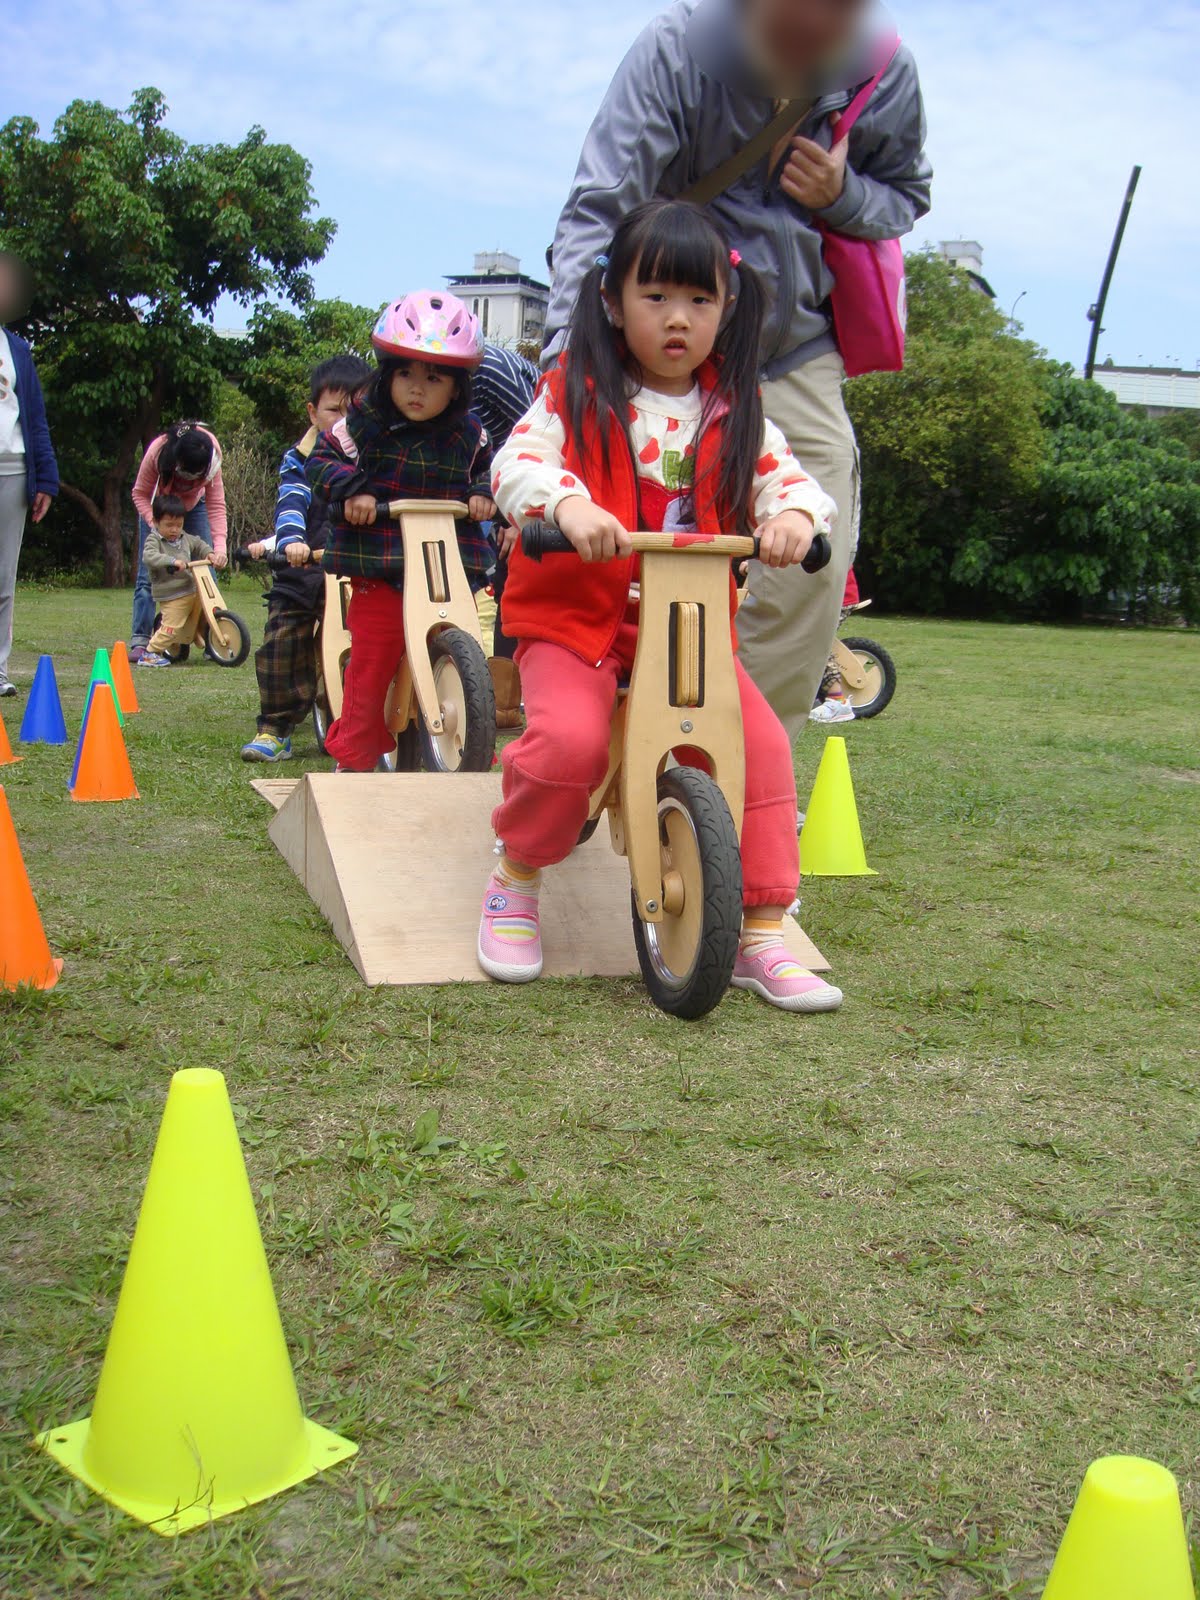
[{"xmin": 1, "ymin": 576, "xmax": 1198, "ymax": 1599}]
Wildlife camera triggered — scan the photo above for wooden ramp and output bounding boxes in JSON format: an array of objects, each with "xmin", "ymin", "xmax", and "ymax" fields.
[{"xmin": 258, "ymin": 774, "xmax": 829, "ymax": 988}]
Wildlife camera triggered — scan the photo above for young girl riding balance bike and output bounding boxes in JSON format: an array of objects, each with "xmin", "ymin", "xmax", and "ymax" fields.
[
  {"xmin": 308, "ymin": 292, "xmax": 496, "ymax": 771},
  {"xmin": 478, "ymin": 199, "xmax": 843, "ymax": 1013}
]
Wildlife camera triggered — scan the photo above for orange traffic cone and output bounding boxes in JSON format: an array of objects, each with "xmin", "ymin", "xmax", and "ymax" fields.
[
  {"xmin": 0, "ymin": 710, "xmax": 19, "ymax": 767},
  {"xmin": 0, "ymin": 785, "xmax": 62, "ymax": 991},
  {"xmin": 109, "ymin": 642, "xmax": 140, "ymax": 716},
  {"xmin": 70, "ymin": 685, "xmax": 139, "ymax": 803}
]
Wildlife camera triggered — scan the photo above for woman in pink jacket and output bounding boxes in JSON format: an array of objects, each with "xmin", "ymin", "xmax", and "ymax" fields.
[{"xmin": 129, "ymin": 421, "xmax": 226, "ymax": 660}]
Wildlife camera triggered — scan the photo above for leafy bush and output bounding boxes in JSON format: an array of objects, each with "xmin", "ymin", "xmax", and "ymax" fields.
[
  {"xmin": 219, "ymin": 425, "xmax": 279, "ymax": 551},
  {"xmin": 850, "ymin": 254, "xmax": 1200, "ymax": 624}
]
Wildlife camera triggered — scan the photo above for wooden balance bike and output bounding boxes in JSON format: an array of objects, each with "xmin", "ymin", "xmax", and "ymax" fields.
[
  {"xmin": 521, "ymin": 523, "xmax": 830, "ymax": 1020},
  {"xmin": 165, "ymin": 561, "xmax": 251, "ymax": 667},
  {"xmin": 247, "ymin": 545, "xmax": 352, "ymax": 756},
  {"xmin": 818, "ymin": 600, "xmax": 897, "ymax": 720},
  {"xmin": 267, "ymin": 500, "xmax": 497, "ymax": 771}
]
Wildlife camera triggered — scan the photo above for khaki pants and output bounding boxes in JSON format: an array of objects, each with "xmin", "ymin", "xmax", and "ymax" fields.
[
  {"xmin": 148, "ymin": 594, "xmax": 203, "ymax": 656},
  {"xmin": 738, "ymin": 351, "xmax": 860, "ymax": 744}
]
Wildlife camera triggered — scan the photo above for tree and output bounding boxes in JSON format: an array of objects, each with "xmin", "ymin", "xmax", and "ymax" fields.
[
  {"xmin": 232, "ymin": 298, "xmax": 378, "ymax": 461},
  {"xmin": 1022, "ymin": 375, "xmax": 1200, "ymax": 623},
  {"xmin": 0, "ymin": 89, "xmax": 333, "ymax": 583},
  {"xmin": 847, "ymin": 254, "xmax": 1200, "ymax": 622},
  {"xmin": 847, "ymin": 253, "xmax": 1047, "ymax": 613}
]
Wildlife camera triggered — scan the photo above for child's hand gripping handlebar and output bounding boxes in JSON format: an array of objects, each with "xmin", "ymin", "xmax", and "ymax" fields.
[
  {"xmin": 233, "ymin": 546, "xmax": 325, "ymax": 571},
  {"xmin": 327, "ymin": 498, "xmax": 471, "ymax": 523},
  {"xmin": 520, "ymin": 522, "xmax": 832, "ymax": 574}
]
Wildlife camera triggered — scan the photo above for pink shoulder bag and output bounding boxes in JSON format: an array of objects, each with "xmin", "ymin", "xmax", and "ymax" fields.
[{"xmin": 818, "ymin": 37, "xmax": 907, "ymax": 378}]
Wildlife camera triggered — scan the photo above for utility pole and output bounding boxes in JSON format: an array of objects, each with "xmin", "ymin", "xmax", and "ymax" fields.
[{"xmin": 1084, "ymin": 166, "xmax": 1142, "ymax": 380}]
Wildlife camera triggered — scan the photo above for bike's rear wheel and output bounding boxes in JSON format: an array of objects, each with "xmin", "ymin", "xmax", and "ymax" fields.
[
  {"xmin": 839, "ymin": 637, "xmax": 896, "ymax": 719},
  {"xmin": 632, "ymin": 768, "xmax": 742, "ymax": 1021},
  {"xmin": 312, "ymin": 696, "xmax": 330, "ymax": 755}
]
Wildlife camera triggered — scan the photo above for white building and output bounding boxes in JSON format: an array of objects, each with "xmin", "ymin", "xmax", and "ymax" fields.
[
  {"xmin": 445, "ymin": 251, "xmax": 549, "ymax": 347},
  {"xmin": 936, "ymin": 239, "xmax": 996, "ymax": 299},
  {"xmin": 1083, "ymin": 364, "xmax": 1200, "ymax": 417}
]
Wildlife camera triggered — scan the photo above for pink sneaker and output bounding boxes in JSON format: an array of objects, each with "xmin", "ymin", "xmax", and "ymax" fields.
[
  {"xmin": 732, "ymin": 944, "xmax": 843, "ymax": 1013},
  {"xmin": 477, "ymin": 874, "xmax": 543, "ymax": 983}
]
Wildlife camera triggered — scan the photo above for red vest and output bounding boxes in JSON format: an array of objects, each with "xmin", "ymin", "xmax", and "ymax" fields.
[{"xmin": 502, "ymin": 362, "xmax": 739, "ymax": 666}]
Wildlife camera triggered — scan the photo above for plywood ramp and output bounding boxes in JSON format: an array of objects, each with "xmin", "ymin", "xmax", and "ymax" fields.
[{"xmin": 264, "ymin": 774, "xmax": 828, "ymax": 987}]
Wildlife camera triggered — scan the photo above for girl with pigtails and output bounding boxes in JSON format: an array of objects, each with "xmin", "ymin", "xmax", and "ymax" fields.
[{"xmin": 477, "ymin": 198, "xmax": 844, "ymax": 1014}]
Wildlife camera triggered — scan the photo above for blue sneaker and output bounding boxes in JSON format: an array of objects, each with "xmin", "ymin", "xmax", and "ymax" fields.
[
  {"xmin": 241, "ymin": 732, "xmax": 293, "ymax": 763},
  {"xmin": 138, "ymin": 651, "xmax": 172, "ymax": 668}
]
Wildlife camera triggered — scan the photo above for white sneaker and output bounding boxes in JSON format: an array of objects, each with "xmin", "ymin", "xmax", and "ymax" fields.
[{"xmin": 810, "ymin": 698, "xmax": 856, "ymax": 725}]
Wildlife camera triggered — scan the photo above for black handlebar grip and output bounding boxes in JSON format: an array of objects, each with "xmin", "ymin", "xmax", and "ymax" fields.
[
  {"xmin": 521, "ymin": 521, "xmax": 575, "ymax": 561},
  {"xmin": 745, "ymin": 530, "xmax": 831, "ymax": 575},
  {"xmin": 802, "ymin": 532, "xmax": 832, "ymax": 575},
  {"xmin": 328, "ymin": 499, "xmax": 394, "ymax": 521}
]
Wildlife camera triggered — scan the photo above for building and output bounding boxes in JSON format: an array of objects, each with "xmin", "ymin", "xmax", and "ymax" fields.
[
  {"xmin": 445, "ymin": 251, "xmax": 549, "ymax": 347},
  {"xmin": 936, "ymin": 240, "xmax": 996, "ymax": 299},
  {"xmin": 1081, "ymin": 364, "xmax": 1200, "ymax": 417}
]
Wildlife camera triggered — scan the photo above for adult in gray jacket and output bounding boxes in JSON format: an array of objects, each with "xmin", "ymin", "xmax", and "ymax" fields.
[{"xmin": 547, "ymin": 0, "xmax": 931, "ymax": 740}]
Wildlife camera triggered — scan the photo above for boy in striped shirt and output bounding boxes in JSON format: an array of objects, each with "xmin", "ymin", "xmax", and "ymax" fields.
[{"xmin": 240, "ymin": 355, "xmax": 372, "ymax": 763}]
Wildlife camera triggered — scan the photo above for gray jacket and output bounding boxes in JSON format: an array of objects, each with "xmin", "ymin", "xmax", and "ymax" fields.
[
  {"xmin": 547, "ymin": 0, "xmax": 932, "ymax": 378},
  {"xmin": 141, "ymin": 528, "xmax": 214, "ymax": 603}
]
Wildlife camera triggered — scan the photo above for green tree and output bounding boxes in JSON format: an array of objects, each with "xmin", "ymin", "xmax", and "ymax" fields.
[
  {"xmin": 847, "ymin": 252, "xmax": 1047, "ymax": 612},
  {"xmin": 1020, "ymin": 374, "xmax": 1200, "ymax": 622},
  {"xmin": 1149, "ymin": 408, "xmax": 1200, "ymax": 461},
  {"xmin": 848, "ymin": 254, "xmax": 1200, "ymax": 622},
  {"xmin": 233, "ymin": 298, "xmax": 377, "ymax": 460},
  {"xmin": 0, "ymin": 89, "xmax": 333, "ymax": 583}
]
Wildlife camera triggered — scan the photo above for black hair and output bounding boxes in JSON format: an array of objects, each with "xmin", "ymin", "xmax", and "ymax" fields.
[
  {"xmin": 310, "ymin": 353, "xmax": 374, "ymax": 406},
  {"xmin": 152, "ymin": 493, "xmax": 188, "ymax": 522},
  {"xmin": 565, "ymin": 198, "xmax": 768, "ymax": 533},
  {"xmin": 369, "ymin": 357, "xmax": 473, "ymax": 422},
  {"xmin": 157, "ymin": 421, "xmax": 214, "ymax": 483}
]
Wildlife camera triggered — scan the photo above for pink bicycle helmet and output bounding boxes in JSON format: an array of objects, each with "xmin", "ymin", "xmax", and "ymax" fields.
[{"xmin": 372, "ymin": 289, "xmax": 484, "ymax": 369}]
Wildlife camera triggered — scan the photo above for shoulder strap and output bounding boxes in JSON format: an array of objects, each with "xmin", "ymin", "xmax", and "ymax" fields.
[
  {"xmin": 682, "ymin": 96, "xmax": 813, "ymax": 207},
  {"xmin": 830, "ymin": 35, "xmax": 901, "ymax": 146}
]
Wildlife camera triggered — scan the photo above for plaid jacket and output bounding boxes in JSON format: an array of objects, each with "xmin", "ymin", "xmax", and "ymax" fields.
[{"xmin": 308, "ymin": 394, "xmax": 494, "ymax": 582}]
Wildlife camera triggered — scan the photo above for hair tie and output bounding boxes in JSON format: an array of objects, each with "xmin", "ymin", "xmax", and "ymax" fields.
[
  {"xmin": 595, "ymin": 254, "xmax": 610, "ymax": 272},
  {"xmin": 729, "ymin": 249, "xmax": 742, "ymax": 269}
]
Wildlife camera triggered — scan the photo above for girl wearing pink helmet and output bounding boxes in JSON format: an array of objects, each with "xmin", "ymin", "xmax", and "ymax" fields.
[{"xmin": 308, "ymin": 290, "xmax": 495, "ymax": 771}]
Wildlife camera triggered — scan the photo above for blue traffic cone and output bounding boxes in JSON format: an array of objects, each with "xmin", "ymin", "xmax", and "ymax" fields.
[
  {"xmin": 67, "ymin": 681, "xmax": 101, "ymax": 790},
  {"xmin": 19, "ymin": 656, "xmax": 68, "ymax": 746}
]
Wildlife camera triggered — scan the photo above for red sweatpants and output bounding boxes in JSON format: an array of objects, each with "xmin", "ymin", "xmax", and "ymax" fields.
[
  {"xmin": 494, "ymin": 614, "xmax": 800, "ymax": 908},
  {"xmin": 325, "ymin": 579, "xmax": 406, "ymax": 772}
]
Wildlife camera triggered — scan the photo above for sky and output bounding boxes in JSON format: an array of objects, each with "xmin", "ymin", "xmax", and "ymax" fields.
[{"xmin": 3, "ymin": 0, "xmax": 1198, "ymax": 371}]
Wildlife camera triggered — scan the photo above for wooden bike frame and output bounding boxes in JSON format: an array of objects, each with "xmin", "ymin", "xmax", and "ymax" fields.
[
  {"xmin": 829, "ymin": 637, "xmax": 870, "ymax": 694},
  {"xmin": 382, "ymin": 501, "xmax": 486, "ymax": 737},
  {"xmin": 187, "ymin": 561, "xmax": 239, "ymax": 654},
  {"xmin": 585, "ymin": 533, "xmax": 754, "ymax": 925},
  {"xmin": 318, "ymin": 571, "xmax": 353, "ymax": 722}
]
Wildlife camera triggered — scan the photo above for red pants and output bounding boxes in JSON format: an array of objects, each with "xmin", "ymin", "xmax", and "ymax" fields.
[
  {"xmin": 325, "ymin": 580, "xmax": 406, "ymax": 772},
  {"xmin": 494, "ymin": 615, "xmax": 800, "ymax": 909}
]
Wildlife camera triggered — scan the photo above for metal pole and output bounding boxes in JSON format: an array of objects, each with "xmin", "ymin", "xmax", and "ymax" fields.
[{"xmin": 1084, "ymin": 165, "xmax": 1142, "ymax": 380}]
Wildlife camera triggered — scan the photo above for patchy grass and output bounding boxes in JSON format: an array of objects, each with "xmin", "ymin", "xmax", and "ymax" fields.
[{"xmin": 1, "ymin": 580, "xmax": 1198, "ymax": 1599}]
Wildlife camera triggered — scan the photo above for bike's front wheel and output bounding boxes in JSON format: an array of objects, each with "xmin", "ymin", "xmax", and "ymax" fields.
[
  {"xmin": 418, "ymin": 628, "xmax": 497, "ymax": 773},
  {"xmin": 632, "ymin": 768, "xmax": 742, "ymax": 1021},
  {"xmin": 204, "ymin": 608, "xmax": 252, "ymax": 667}
]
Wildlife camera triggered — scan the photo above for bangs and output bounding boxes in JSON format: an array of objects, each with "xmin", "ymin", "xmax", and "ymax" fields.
[{"xmin": 632, "ymin": 206, "xmax": 726, "ymax": 295}]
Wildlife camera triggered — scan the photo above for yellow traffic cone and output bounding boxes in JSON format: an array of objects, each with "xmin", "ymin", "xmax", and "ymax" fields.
[
  {"xmin": 36, "ymin": 1068, "xmax": 356, "ymax": 1533},
  {"xmin": 800, "ymin": 735, "xmax": 877, "ymax": 877},
  {"xmin": 1041, "ymin": 1456, "xmax": 1195, "ymax": 1600}
]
